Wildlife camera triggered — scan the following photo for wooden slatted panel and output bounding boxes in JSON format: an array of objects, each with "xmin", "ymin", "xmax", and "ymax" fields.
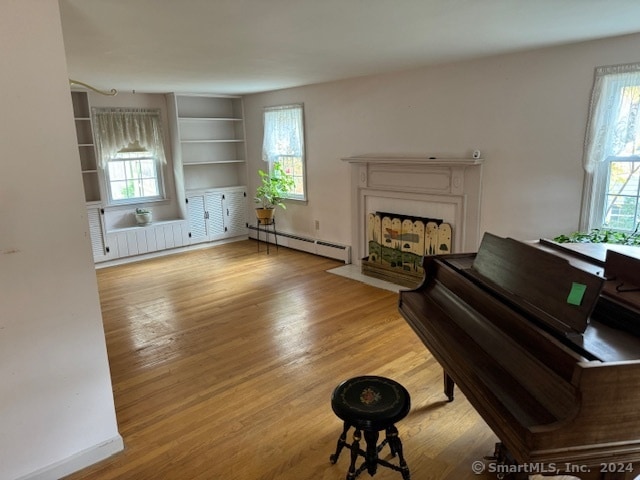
[
  {"xmin": 206, "ymin": 192, "xmax": 225, "ymax": 238},
  {"xmin": 171, "ymin": 222, "xmax": 186, "ymax": 247},
  {"xmin": 87, "ymin": 207, "xmax": 106, "ymax": 259},
  {"xmin": 223, "ymin": 190, "xmax": 246, "ymax": 236},
  {"xmin": 135, "ymin": 230, "xmax": 148, "ymax": 255},
  {"xmin": 187, "ymin": 195, "xmax": 207, "ymax": 244}
]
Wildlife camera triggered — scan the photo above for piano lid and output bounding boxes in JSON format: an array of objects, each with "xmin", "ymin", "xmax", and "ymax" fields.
[
  {"xmin": 535, "ymin": 240, "xmax": 640, "ymax": 327},
  {"xmin": 603, "ymin": 249, "xmax": 640, "ymax": 311}
]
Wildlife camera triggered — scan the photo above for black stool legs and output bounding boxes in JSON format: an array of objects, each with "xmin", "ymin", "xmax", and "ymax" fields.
[
  {"xmin": 385, "ymin": 425, "xmax": 409, "ymax": 479},
  {"xmin": 329, "ymin": 423, "xmax": 410, "ymax": 480},
  {"xmin": 348, "ymin": 428, "xmax": 362, "ymax": 479},
  {"xmin": 387, "ymin": 426, "xmax": 398, "ymax": 457},
  {"xmin": 329, "ymin": 421, "xmax": 351, "ymax": 465},
  {"xmin": 364, "ymin": 430, "xmax": 379, "ymax": 476}
]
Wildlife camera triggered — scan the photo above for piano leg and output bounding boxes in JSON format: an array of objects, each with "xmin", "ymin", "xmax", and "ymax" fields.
[{"xmin": 444, "ymin": 371, "xmax": 455, "ymax": 402}]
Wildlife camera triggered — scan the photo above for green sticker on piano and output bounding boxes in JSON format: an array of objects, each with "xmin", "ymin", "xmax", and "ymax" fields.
[{"xmin": 567, "ymin": 282, "xmax": 587, "ymax": 306}]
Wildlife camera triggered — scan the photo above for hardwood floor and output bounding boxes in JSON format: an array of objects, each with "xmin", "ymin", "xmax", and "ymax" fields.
[{"xmin": 63, "ymin": 240, "xmax": 501, "ymax": 480}]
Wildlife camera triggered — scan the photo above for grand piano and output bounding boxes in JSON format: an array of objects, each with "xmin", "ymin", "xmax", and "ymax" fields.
[{"xmin": 398, "ymin": 232, "xmax": 640, "ymax": 478}]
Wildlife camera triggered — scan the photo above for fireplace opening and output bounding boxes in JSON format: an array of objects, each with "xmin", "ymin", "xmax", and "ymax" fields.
[{"xmin": 362, "ymin": 211, "xmax": 452, "ymax": 288}]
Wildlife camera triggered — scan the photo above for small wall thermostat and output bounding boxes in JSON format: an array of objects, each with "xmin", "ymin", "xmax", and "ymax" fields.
[{"xmin": 472, "ymin": 150, "xmax": 481, "ymax": 159}]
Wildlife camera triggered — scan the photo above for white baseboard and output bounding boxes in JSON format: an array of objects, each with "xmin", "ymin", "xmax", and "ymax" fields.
[
  {"xmin": 15, "ymin": 435, "xmax": 124, "ymax": 480},
  {"xmin": 248, "ymin": 227, "xmax": 351, "ymax": 263}
]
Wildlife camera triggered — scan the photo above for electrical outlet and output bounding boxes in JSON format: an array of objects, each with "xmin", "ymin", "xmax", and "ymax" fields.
[{"xmin": 315, "ymin": 220, "xmax": 320, "ymax": 230}]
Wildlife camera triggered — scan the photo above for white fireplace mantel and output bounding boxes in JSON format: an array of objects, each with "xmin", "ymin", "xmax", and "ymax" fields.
[
  {"xmin": 343, "ymin": 155, "xmax": 482, "ymax": 167},
  {"xmin": 343, "ymin": 155, "xmax": 484, "ymax": 265}
]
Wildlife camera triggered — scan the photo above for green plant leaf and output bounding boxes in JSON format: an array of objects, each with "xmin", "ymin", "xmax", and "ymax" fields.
[{"xmin": 553, "ymin": 227, "xmax": 640, "ymax": 246}]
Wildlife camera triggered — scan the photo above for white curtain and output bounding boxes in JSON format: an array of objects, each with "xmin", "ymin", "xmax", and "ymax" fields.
[
  {"xmin": 93, "ymin": 108, "xmax": 166, "ymax": 168},
  {"xmin": 262, "ymin": 104, "xmax": 304, "ymax": 163},
  {"xmin": 583, "ymin": 62, "xmax": 640, "ymax": 173}
]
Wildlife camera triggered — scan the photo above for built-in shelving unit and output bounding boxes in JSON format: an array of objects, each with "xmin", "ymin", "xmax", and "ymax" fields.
[
  {"xmin": 70, "ymin": 92, "xmax": 249, "ymax": 264},
  {"xmin": 71, "ymin": 91, "xmax": 110, "ymax": 262},
  {"xmin": 168, "ymin": 93, "xmax": 246, "ymax": 194},
  {"xmin": 71, "ymin": 91, "xmax": 101, "ymax": 203},
  {"xmin": 167, "ymin": 93, "xmax": 248, "ymax": 230}
]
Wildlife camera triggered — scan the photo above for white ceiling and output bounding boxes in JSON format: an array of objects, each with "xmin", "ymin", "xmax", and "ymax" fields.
[{"xmin": 59, "ymin": 0, "xmax": 640, "ymax": 95}]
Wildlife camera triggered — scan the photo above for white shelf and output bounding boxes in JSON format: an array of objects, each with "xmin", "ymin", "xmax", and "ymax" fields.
[
  {"xmin": 168, "ymin": 93, "xmax": 247, "ymax": 197},
  {"xmin": 180, "ymin": 139, "xmax": 244, "ymax": 143},
  {"xmin": 105, "ymin": 219, "xmax": 185, "ymax": 234},
  {"xmin": 179, "ymin": 117, "xmax": 243, "ymax": 121},
  {"xmin": 342, "ymin": 155, "xmax": 484, "ymax": 166},
  {"xmin": 72, "ymin": 91, "xmax": 101, "ymax": 204},
  {"xmin": 183, "ymin": 160, "xmax": 245, "ymax": 165}
]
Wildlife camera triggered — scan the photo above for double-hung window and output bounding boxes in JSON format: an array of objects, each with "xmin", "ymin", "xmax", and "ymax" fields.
[
  {"xmin": 105, "ymin": 146, "xmax": 162, "ymax": 202},
  {"xmin": 581, "ymin": 63, "xmax": 640, "ymax": 232},
  {"xmin": 262, "ymin": 104, "xmax": 306, "ymax": 201},
  {"xmin": 93, "ymin": 108, "xmax": 166, "ymax": 205}
]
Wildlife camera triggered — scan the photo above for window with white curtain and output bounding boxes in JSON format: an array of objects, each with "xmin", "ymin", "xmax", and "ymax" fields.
[
  {"xmin": 262, "ymin": 104, "xmax": 306, "ymax": 201},
  {"xmin": 581, "ymin": 63, "xmax": 640, "ymax": 232},
  {"xmin": 93, "ymin": 108, "xmax": 166, "ymax": 205}
]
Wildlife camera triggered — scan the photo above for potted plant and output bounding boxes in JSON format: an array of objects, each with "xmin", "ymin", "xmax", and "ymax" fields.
[
  {"xmin": 254, "ymin": 162, "xmax": 295, "ymax": 224},
  {"xmin": 135, "ymin": 207, "xmax": 152, "ymax": 226},
  {"xmin": 554, "ymin": 227, "xmax": 640, "ymax": 245}
]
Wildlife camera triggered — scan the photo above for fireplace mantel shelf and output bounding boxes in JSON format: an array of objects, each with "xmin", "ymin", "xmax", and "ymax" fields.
[{"xmin": 342, "ymin": 155, "xmax": 483, "ymax": 166}]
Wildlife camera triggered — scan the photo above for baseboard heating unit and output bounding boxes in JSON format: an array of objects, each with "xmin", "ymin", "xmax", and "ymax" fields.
[{"xmin": 248, "ymin": 226, "xmax": 351, "ymax": 264}]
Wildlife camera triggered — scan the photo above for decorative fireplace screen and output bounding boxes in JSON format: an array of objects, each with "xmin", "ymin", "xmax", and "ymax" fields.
[{"xmin": 362, "ymin": 211, "xmax": 452, "ymax": 288}]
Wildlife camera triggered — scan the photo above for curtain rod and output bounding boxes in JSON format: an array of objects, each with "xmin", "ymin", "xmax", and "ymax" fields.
[{"xmin": 69, "ymin": 78, "xmax": 118, "ymax": 96}]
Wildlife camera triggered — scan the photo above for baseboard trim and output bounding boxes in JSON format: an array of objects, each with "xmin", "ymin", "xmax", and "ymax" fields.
[
  {"xmin": 247, "ymin": 226, "xmax": 351, "ymax": 263},
  {"xmin": 15, "ymin": 435, "xmax": 124, "ymax": 480}
]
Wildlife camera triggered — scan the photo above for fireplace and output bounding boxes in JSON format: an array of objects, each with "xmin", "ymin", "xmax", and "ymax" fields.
[
  {"xmin": 362, "ymin": 211, "xmax": 452, "ymax": 288},
  {"xmin": 342, "ymin": 155, "xmax": 484, "ymax": 276}
]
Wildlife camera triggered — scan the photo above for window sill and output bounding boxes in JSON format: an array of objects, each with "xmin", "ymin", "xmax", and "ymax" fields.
[
  {"xmin": 102, "ymin": 198, "xmax": 171, "ymax": 212},
  {"xmin": 105, "ymin": 219, "xmax": 185, "ymax": 234},
  {"xmin": 283, "ymin": 198, "xmax": 308, "ymax": 206}
]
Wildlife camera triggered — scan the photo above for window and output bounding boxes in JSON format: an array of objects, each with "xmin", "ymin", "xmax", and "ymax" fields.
[
  {"xmin": 93, "ymin": 108, "xmax": 166, "ymax": 205},
  {"xmin": 602, "ymin": 157, "xmax": 640, "ymax": 230},
  {"xmin": 581, "ymin": 63, "xmax": 640, "ymax": 232},
  {"xmin": 105, "ymin": 146, "xmax": 163, "ymax": 202},
  {"xmin": 262, "ymin": 104, "xmax": 306, "ymax": 201}
]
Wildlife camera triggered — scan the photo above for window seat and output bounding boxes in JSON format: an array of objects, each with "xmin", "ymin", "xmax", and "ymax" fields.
[{"xmin": 103, "ymin": 220, "xmax": 188, "ymax": 261}]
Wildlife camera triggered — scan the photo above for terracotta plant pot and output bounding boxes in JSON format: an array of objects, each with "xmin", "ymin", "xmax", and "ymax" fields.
[{"xmin": 256, "ymin": 208, "xmax": 275, "ymax": 224}]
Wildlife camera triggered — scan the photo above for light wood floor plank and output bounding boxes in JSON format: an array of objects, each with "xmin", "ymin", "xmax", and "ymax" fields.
[{"xmin": 63, "ymin": 240, "xmax": 501, "ymax": 480}]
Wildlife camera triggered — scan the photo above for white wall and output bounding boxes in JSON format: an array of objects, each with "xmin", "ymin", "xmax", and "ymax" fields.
[
  {"xmin": 243, "ymin": 32, "xmax": 640, "ymax": 249},
  {"xmin": 0, "ymin": 1, "xmax": 122, "ymax": 479}
]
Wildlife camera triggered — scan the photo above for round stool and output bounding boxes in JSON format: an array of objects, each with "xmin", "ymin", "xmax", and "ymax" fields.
[{"xmin": 329, "ymin": 376, "xmax": 411, "ymax": 480}]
